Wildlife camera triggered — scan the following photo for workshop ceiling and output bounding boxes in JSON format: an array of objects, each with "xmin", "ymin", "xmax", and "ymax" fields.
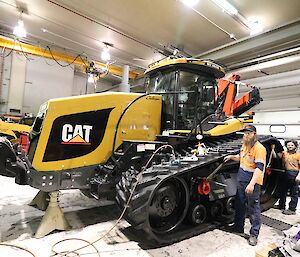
[{"xmin": 0, "ymin": 0, "xmax": 300, "ymax": 79}]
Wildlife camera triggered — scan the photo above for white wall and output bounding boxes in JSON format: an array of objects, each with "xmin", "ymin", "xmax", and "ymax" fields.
[
  {"xmin": 1, "ymin": 52, "xmax": 75, "ymax": 115},
  {"xmin": 23, "ymin": 56, "xmax": 74, "ymax": 114},
  {"xmin": 96, "ymin": 78, "xmax": 114, "ymax": 92},
  {"xmin": 0, "ymin": 49, "xmax": 133, "ymax": 116},
  {"xmin": 72, "ymin": 73, "xmax": 87, "ymax": 95},
  {"xmin": 73, "ymin": 72, "xmax": 114, "ymax": 95},
  {"xmin": 0, "ymin": 51, "xmax": 119, "ymax": 115},
  {"xmin": 0, "ymin": 50, "xmax": 12, "ymax": 113},
  {"xmin": 7, "ymin": 52, "xmax": 27, "ymax": 113}
]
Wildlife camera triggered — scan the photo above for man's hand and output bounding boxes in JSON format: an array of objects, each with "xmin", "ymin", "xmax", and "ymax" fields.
[
  {"xmin": 224, "ymin": 155, "xmax": 232, "ymax": 162},
  {"xmin": 270, "ymin": 144, "xmax": 278, "ymax": 158},
  {"xmin": 224, "ymin": 154, "xmax": 240, "ymax": 162},
  {"xmin": 245, "ymin": 183, "xmax": 255, "ymax": 194}
]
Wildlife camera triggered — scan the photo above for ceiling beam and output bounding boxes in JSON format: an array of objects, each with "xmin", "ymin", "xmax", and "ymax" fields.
[
  {"xmin": 195, "ymin": 19, "xmax": 300, "ymax": 61},
  {"xmin": 0, "ymin": 36, "xmax": 141, "ymax": 79}
]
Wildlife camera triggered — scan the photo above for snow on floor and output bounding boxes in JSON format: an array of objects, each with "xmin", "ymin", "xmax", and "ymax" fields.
[{"xmin": 0, "ymin": 175, "xmax": 300, "ymax": 257}]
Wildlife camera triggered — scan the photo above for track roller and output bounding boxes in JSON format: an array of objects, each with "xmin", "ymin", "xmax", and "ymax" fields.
[
  {"xmin": 224, "ymin": 197, "xmax": 235, "ymax": 215},
  {"xmin": 187, "ymin": 203, "xmax": 207, "ymax": 225},
  {"xmin": 209, "ymin": 200, "xmax": 224, "ymax": 218}
]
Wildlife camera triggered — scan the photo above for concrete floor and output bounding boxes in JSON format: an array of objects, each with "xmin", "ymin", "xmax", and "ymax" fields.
[{"xmin": 0, "ymin": 176, "xmax": 299, "ymax": 257}]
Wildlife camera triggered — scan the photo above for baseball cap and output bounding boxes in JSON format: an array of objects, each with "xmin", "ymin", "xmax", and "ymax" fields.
[{"xmin": 240, "ymin": 124, "xmax": 256, "ymax": 133}]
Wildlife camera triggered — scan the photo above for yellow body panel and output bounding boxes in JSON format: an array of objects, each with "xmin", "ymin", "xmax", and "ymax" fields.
[
  {"xmin": 206, "ymin": 118, "xmax": 245, "ymax": 136},
  {"xmin": 167, "ymin": 118, "xmax": 248, "ymax": 136},
  {"xmin": 145, "ymin": 58, "xmax": 225, "ymax": 77},
  {"xmin": 0, "ymin": 119, "xmax": 31, "ymax": 140},
  {"xmin": 32, "ymin": 93, "xmax": 162, "ymax": 171},
  {"xmin": 168, "ymin": 130, "xmax": 191, "ymax": 134}
]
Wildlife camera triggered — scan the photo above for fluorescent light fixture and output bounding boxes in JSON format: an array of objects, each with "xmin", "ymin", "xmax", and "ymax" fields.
[
  {"xmin": 101, "ymin": 47, "xmax": 111, "ymax": 61},
  {"xmin": 13, "ymin": 19, "xmax": 27, "ymax": 38},
  {"xmin": 249, "ymin": 20, "xmax": 263, "ymax": 36},
  {"xmin": 88, "ymin": 74, "xmax": 94, "ymax": 83},
  {"xmin": 213, "ymin": 0, "xmax": 238, "ymax": 15},
  {"xmin": 180, "ymin": 0, "xmax": 200, "ymax": 7}
]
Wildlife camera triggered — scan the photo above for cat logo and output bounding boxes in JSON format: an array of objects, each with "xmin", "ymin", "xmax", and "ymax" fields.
[{"xmin": 61, "ymin": 124, "xmax": 93, "ymax": 145}]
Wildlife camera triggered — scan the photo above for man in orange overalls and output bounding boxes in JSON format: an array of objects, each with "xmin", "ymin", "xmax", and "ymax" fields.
[
  {"xmin": 273, "ymin": 140, "xmax": 300, "ymax": 215},
  {"xmin": 225, "ymin": 125, "xmax": 266, "ymax": 246}
]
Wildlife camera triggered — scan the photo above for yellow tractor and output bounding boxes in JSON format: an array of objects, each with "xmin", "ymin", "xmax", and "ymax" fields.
[
  {"xmin": 0, "ymin": 117, "xmax": 31, "ymax": 144},
  {"xmin": 0, "ymin": 58, "xmax": 282, "ymax": 243}
]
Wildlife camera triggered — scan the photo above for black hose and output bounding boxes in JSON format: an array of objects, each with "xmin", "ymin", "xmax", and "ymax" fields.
[
  {"xmin": 206, "ymin": 162, "xmax": 225, "ymax": 180},
  {"xmin": 111, "ymin": 93, "xmax": 154, "ymax": 154}
]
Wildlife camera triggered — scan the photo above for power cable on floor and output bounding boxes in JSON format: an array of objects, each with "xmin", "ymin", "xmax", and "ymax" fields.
[
  {"xmin": 50, "ymin": 144, "xmax": 175, "ymax": 257},
  {"xmin": 50, "ymin": 238, "xmax": 100, "ymax": 257},
  {"xmin": 0, "ymin": 242, "xmax": 36, "ymax": 257}
]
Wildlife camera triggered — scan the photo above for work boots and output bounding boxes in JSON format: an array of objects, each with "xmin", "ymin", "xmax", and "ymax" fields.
[{"xmin": 248, "ymin": 235, "xmax": 258, "ymax": 246}]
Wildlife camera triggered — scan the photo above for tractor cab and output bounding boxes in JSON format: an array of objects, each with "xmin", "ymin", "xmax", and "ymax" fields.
[{"xmin": 144, "ymin": 58, "xmax": 225, "ymax": 131}]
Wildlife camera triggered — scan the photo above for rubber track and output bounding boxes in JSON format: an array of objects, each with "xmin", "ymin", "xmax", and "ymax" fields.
[{"xmin": 116, "ymin": 135, "xmax": 277, "ymax": 244}]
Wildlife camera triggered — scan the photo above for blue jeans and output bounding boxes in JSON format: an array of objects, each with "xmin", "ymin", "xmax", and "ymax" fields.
[{"xmin": 234, "ymin": 181, "xmax": 261, "ymax": 238}]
